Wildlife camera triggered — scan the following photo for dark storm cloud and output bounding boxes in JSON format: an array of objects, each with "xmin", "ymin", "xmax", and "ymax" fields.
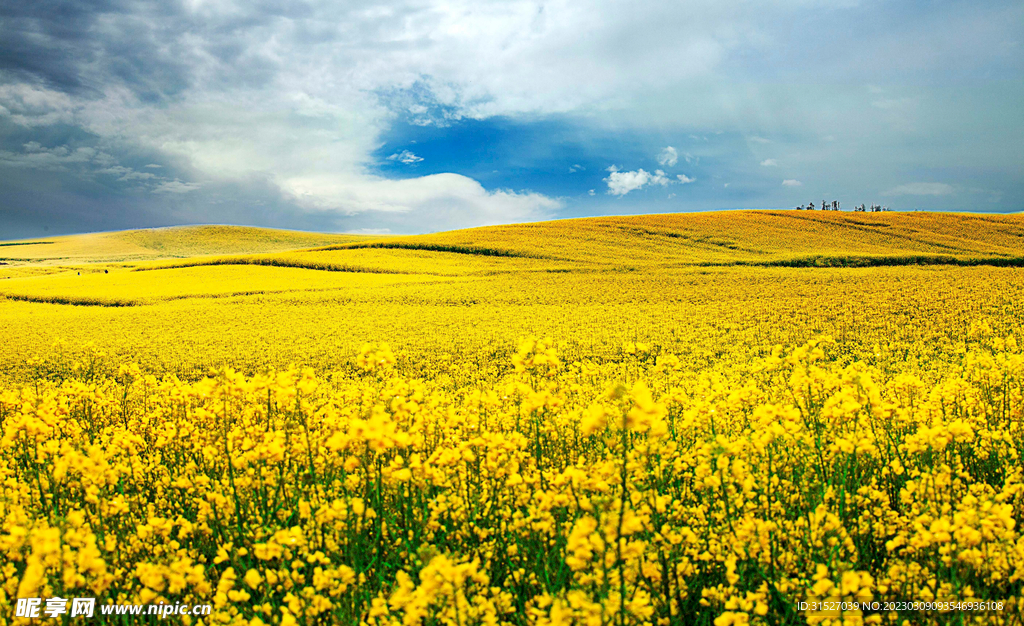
[
  {"xmin": 0, "ymin": 0, "xmax": 114, "ymax": 93},
  {"xmin": 0, "ymin": 0, "xmax": 294, "ymax": 102},
  {"xmin": 0, "ymin": 160, "xmax": 351, "ymax": 240}
]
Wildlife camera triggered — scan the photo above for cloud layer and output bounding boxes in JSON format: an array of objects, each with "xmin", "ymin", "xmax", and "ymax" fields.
[{"xmin": 1, "ymin": 0, "xmax": 1021, "ymax": 236}]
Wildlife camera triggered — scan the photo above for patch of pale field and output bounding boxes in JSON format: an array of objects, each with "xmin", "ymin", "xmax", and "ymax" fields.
[
  {"xmin": 115, "ymin": 225, "xmax": 369, "ymax": 257},
  {"xmin": 0, "ymin": 263, "xmax": 448, "ymax": 305},
  {"xmin": 0, "ymin": 225, "xmax": 372, "ymax": 264},
  {"xmin": 0, "ymin": 265, "xmax": 79, "ymax": 280},
  {"xmin": 268, "ymin": 247, "xmax": 581, "ymax": 275}
]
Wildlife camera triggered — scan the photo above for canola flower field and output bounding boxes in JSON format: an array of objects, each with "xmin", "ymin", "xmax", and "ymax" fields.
[{"xmin": 1, "ymin": 211, "xmax": 1023, "ymax": 626}]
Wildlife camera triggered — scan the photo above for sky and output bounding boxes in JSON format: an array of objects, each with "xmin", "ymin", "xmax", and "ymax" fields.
[{"xmin": 1, "ymin": 0, "xmax": 1021, "ymax": 238}]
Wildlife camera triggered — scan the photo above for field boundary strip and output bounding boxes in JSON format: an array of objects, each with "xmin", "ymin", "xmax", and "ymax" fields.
[
  {"xmin": 587, "ymin": 255, "xmax": 1024, "ymax": 270},
  {"xmin": 738, "ymin": 254, "xmax": 1024, "ymax": 268},
  {"xmin": 609, "ymin": 224, "xmax": 766, "ymax": 254},
  {"xmin": 1, "ymin": 257, "xmax": 72, "ymax": 263},
  {"xmin": 131, "ymin": 256, "xmax": 415, "ymax": 274},
  {"xmin": 312, "ymin": 241, "xmax": 567, "ymax": 260},
  {"xmin": 0, "ymin": 293, "xmax": 138, "ymax": 307}
]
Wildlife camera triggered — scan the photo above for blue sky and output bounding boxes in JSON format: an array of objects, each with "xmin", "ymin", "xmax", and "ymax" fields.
[{"xmin": 1, "ymin": 0, "xmax": 1021, "ymax": 237}]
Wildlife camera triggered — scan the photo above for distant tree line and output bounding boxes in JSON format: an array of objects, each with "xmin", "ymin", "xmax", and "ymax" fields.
[{"xmin": 795, "ymin": 201, "xmax": 888, "ymax": 212}]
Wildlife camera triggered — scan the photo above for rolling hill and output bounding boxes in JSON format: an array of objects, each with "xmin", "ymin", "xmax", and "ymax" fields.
[
  {"xmin": 2, "ymin": 211, "xmax": 1023, "ymax": 307},
  {"xmin": 0, "ymin": 225, "xmax": 370, "ymax": 265}
]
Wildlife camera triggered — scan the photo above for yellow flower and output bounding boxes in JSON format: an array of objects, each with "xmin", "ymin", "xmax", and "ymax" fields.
[{"xmin": 244, "ymin": 569, "xmax": 263, "ymax": 589}]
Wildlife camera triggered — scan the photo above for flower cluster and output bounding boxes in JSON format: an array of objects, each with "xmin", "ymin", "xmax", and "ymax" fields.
[{"xmin": 1, "ymin": 332, "xmax": 1022, "ymax": 625}]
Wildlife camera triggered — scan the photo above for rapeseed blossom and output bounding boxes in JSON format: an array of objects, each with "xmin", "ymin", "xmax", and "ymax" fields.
[{"xmin": 0, "ymin": 333, "xmax": 1021, "ymax": 625}]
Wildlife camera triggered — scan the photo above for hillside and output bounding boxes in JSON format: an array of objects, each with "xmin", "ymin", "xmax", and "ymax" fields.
[
  {"xmin": 2, "ymin": 211, "xmax": 1023, "ymax": 306},
  {"xmin": 155, "ymin": 210, "xmax": 1024, "ymax": 277},
  {"xmin": 0, "ymin": 225, "xmax": 371, "ymax": 265},
  {"xmin": 356, "ymin": 210, "xmax": 1024, "ymax": 266},
  {"xmin": 4, "ymin": 211, "xmax": 1022, "ymax": 271}
]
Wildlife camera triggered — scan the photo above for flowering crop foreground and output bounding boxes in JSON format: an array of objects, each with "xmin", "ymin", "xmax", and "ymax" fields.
[{"xmin": 0, "ymin": 213, "xmax": 1022, "ymax": 626}]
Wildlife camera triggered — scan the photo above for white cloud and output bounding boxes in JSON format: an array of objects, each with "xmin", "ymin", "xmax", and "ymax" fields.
[
  {"xmin": 153, "ymin": 180, "xmax": 202, "ymax": 193},
  {"xmin": 676, "ymin": 174, "xmax": 695, "ymax": 183},
  {"xmin": 110, "ymin": 169, "xmax": 158, "ymax": 181},
  {"xmin": 604, "ymin": 167, "xmax": 672, "ymax": 196},
  {"xmin": 387, "ymin": 150, "xmax": 424, "ymax": 164},
  {"xmin": 285, "ymin": 172, "xmax": 548, "ymax": 213},
  {"xmin": 569, "ymin": 164, "xmax": 584, "ymax": 172},
  {"xmin": 749, "ymin": 136, "xmax": 770, "ymax": 144},
  {"xmin": 782, "ymin": 179, "xmax": 802, "ymax": 187},
  {"xmin": 0, "ymin": 143, "xmax": 100, "ymax": 169},
  {"xmin": 760, "ymin": 158, "xmax": 778, "ymax": 166},
  {"xmin": 882, "ymin": 182, "xmax": 954, "ymax": 196},
  {"xmin": 280, "ymin": 172, "xmax": 560, "ymax": 231},
  {"xmin": 68, "ymin": 88, "xmax": 559, "ymax": 230},
  {"xmin": 116, "ymin": 91, "xmax": 378, "ymax": 182},
  {"xmin": 377, "ymin": 3, "xmax": 747, "ymax": 119},
  {"xmin": 0, "ymin": 83, "xmax": 75, "ymax": 127},
  {"xmin": 657, "ymin": 146, "xmax": 678, "ymax": 167}
]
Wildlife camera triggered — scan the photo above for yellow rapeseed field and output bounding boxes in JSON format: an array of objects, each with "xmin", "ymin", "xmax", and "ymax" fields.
[
  {"xmin": 1, "ymin": 211, "xmax": 1022, "ymax": 625},
  {"xmin": 0, "ymin": 226, "xmax": 367, "ymax": 266}
]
